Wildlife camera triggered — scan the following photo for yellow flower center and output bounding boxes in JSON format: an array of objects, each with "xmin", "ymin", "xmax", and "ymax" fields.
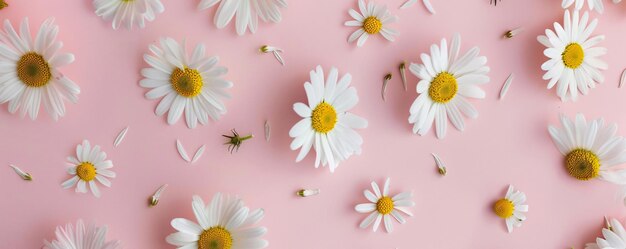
[
  {"xmin": 170, "ymin": 67, "xmax": 203, "ymax": 98},
  {"xmin": 562, "ymin": 43, "xmax": 584, "ymax": 69},
  {"xmin": 565, "ymin": 148, "xmax": 600, "ymax": 181},
  {"xmin": 429, "ymin": 72, "xmax": 458, "ymax": 103},
  {"xmin": 311, "ymin": 102, "xmax": 337, "ymax": 133},
  {"xmin": 362, "ymin": 17, "xmax": 382, "ymax": 34},
  {"xmin": 493, "ymin": 198, "xmax": 514, "ymax": 219},
  {"xmin": 76, "ymin": 162, "xmax": 96, "ymax": 182},
  {"xmin": 376, "ymin": 196, "xmax": 394, "ymax": 215},
  {"xmin": 198, "ymin": 227, "xmax": 232, "ymax": 249},
  {"xmin": 17, "ymin": 52, "xmax": 51, "ymax": 87}
]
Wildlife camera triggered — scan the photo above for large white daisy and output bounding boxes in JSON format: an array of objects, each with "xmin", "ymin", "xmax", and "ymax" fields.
[
  {"xmin": 197, "ymin": 0, "xmax": 287, "ymax": 35},
  {"xmin": 538, "ymin": 10, "xmax": 606, "ymax": 102},
  {"xmin": 140, "ymin": 37, "xmax": 232, "ymax": 128},
  {"xmin": 166, "ymin": 193, "xmax": 268, "ymax": 249},
  {"xmin": 44, "ymin": 220, "xmax": 121, "ymax": 249},
  {"xmin": 93, "ymin": 0, "xmax": 165, "ymax": 30},
  {"xmin": 408, "ymin": 33, "xmax": 490, "ymax": 139},
  {"xmin": 586, "ymin": 218, "xmax": 626, "ymax": 249},
  {"xmin": 549, "ymin": 113, "xmax": 626, "ymax": 187},
  {"xmin": 61, "ymin": 140, "xmax": 116, "ymax": 198},
  {"xmin": 289, "ymin": 65, "xmax": 368, "ymax": 173},
  {"xmin": 493, "ymin": 185, "xmax": 528, "ymax": 233},
  {"xmin": 355, "ymin": 178, "xmax": 414, "ymax": 233},
  {"xmin": 0, "ymin": 17, "xmax": 79, "ymax": 120},
  {"xmin": 345, "ymin": 0, "xmax": 398, "ymax": 47}
]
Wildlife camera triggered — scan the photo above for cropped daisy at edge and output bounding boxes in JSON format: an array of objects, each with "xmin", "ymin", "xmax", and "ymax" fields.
[{"xmin": 93, "ymin": 0, "xmax": 165, "ymax": 30}]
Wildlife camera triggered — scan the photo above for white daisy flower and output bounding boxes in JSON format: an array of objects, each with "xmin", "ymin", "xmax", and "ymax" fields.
[
  {"xmin": 44, "ymin": 220, "xmax": 121, "ymax": 249},
  {"xmin": 408, "ymin": 33, "xmax": 490, "ymax": 139},
  {"xmin": 562, "ymin": 0, "xmax": 606, "ymax": 13},
  {"xmin": 197, "ymin": 0, "xmax": 287, "ymax": 36},
  {"xmin": 289, "ymin": 65, "xmax": 368, "ymax": 173},
  {"xmin": 538, "ymin": 10, "xmax": 607, "ymax": 102},
  {"xmin": 493, "ymin": 185, "xmax": 528, "ymax": 233},
  {"xmin": 345, "ymin": 0, "xmax": 398, "ymax": 47},
  {"xmin": 549, "ymin": 114, "xmax": 626, "ymax": 190},
  {"xmin": 93, "ymin": 0, "xmax": 165, "ymax": 30},
  {"xmin": 355, "ymin": 178, "xmax": 414, "ymax": 233},
  {"xmin": 140, "ymin": 37, "xmax": 232, "ymax": 129},
  {"xmin": 586, "ymin": 218, "xmax": 626, "ymax": 249},
  {"xmin": 166, "ymin": 193, "xmax": 268, "ymax": 249},
  {"xmin": 0, "ymin": 17, "xmax": 79, "ymax": 120},
  {"xmin": 61, "ymin": 140, "xmax": 116, "ymax": 198}
]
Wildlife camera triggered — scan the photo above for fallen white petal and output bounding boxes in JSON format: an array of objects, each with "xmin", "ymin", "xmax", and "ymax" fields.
[
  {"xmin": 400, "ymin": 62, "xmax": 407, "ymax": 91},
  {"xmin": 422, "ymin": 0, "xmax": 436, "ymax": 14},
  {"xmin": 113, "ymin": 126, "xmax": 129, "ymax": 147},
  {"xmin": 431, "ymin": 153, "xmax": 446, "ymax": 175},
  {"xmin": 382, "ymin": 74, "xmax": 392, "ymax": 101},
  {"xmin": 400, "ymin": 0, "xmax": 418, "ymax": 8},
  {"xmin": 499, "ymin": 73, "xmax": 514, "ymax": 100},
  {"xmin": 9, "ymin": 164, "xmax": 32, "ymax": 180},
  {"xmin": 264, "ymin": 120, "xmax": 271, "ymax": 142},
  {"xmin": 273, "ymin": 51, "xmax": 285, "ymax": 66},
  {"xmin": 191, "ymin": 145, "xmax": 206, "ymax": 164},
  {"xmin": 620, "ymin": 69, "xmax": 626, "ymax": 88},
  {"xmin": 176, "ymin": 139, "xmax": 191, "ymax": 162},
  {"xmin": 297, "ymin": 189, "xmax": 320, "ymax": 197},
  {"xmin": 150, "ymin": 184, "xmax": 168, "ymax": 207}
]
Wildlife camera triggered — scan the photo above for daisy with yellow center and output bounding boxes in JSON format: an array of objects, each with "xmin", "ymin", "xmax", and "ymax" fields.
[
  {"xmin": 289, "ymin": 66, "xmax": 368, "ymax": 173},
  {"xmin": 585, "ymin": 217, "xmax": 626, "ymax": 249},
  {"xmin": 408, "ymin": 33, "xmax": 490, "ymax": 139},
  {"xmin": 549, "ymin": 113, "xmax": 626, "ymax": 192},
  {"xmin": 355, "ymin": 178, "xmax": 414, "ymax": 233},
  {"xmin": 93, "ymin": 0, "xmax": 164, "ymax": 30},
  {"xmin": 198, "ymin": 0, "xmax": 287, "ymax": 35},
  {"xmin": 61, "ymin": 140, "xmax": 116, "ymax": 198},
  {"xmin": 538, "ymin": 10, "xmax": 606, "ymax": 102},
  {"xmin": 345, "ymin": 0, "xmax": 398, "ymax": 47},
  {"xmin": 493, "ymin": 185, "xmax": 528, "ymax": 233},
  {"xmin": 166, "ymin": 193, "xmax": 268, "ymax": 249},
  {"xmin": 140, "ymin": 37, "xmax": 233, "ymax": 129},
  {"xmin": 0, "ymin": 18, "xmax": 79, "ymax": 120},
  {"xmin": 44, "ymin": 220, "xmax": 121, "ymax": 249}
]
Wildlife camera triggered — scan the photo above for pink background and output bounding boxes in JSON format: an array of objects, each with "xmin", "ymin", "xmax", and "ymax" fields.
[{"xmin": 3, "ymin": 0, "xmax": 626, "ymax": 248}]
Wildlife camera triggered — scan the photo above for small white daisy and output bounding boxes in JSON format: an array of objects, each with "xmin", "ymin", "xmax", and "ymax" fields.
[
  {"xmin": 345, "ymin": 0, "xmax": 398, "ymax": 47},
  {"xmin": 93, "ymin": 0, "xmax": 165, "ymax": 30},
  {"xmin": 586, "ymin": 218, "xmax": 626, "ymax": 249},
  {"xmin": 44, "ymin": 220, "xmax": 121, "ymax": 249},
  {"xmin": 166, "ymin": 193, "xmax": 268, "ymax": 249},
  {"xmin": 408, "ymin": 33, "xmax": 490, "ymax": 139},
  {"xmin": 538, "ymin": 10, "xmax": 607, "ymax": 102},
  {"xmin": 140, "ymin": 37, "xmax": 232, "ymax": 129},
  {"xmin": 549, "ymin": 113, "xmax": 626, "ymax": 189},
  {"xmin": 355, "ymin": 178, "xmax": 414, "ymax": 233},
  {"xmin": 0, "ymin": 17, "xmax": 79, "ymax": 120},
  {"xmin": 493, "ymin": 185, "xmax": 528, "ymax": 233},
  {"xmin": 61, "ymin": 140, "xmax": 115, "ymax": 198},
  {"xmin": 289, "ymin": 65, "xmax": 368, "ymax": 173},
  {"xmin": 562, "ymin": 0, "xmax": 606, "ymax": 13},
  {"xmin": 198, "ymin": 0, "xmax": 287, "ymax": 35}
]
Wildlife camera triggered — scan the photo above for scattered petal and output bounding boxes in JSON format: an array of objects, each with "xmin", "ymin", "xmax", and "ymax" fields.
[
  {"xmin": 149, "ymin": 184, "xmax": 168, "ymax": 207},
  {"xmin": 176, "ymin": 139, "xmax": 191, "ymax": 162},
  {"xmin": 113, "ymin": 126, "xmax": 129, "ymax": 147},
  {"xmin": 422, "ymin": 0, "xmax": 436, "ymax": 14},
  {"xmin": 431, "ymin": 153, "xmax": 446, "ymax": 176},
  {"xmin": 400, "ymin": 0, "xmax": 417, "ymax": 8},
  {"xmin": 620, "ymin": 68, "xmax": 626, "ymax": 88},
  {"xmin": 296, "ymin": 189, "xmax": 320, "ymax": 197},
  {"xmin": 504, "ymin": 28, "xmax": 523, "ymax": 39},
  {"xmin": 260, "ymin": 45, "xmax": 285, "ymax": 66},
  {"xmin": 400, "ymin": 62, "xmax": 407, "ymax": 91},
  {"xmin": 499, "ymin": 73, "xmax": 514, "ymax": 100},
  {"xmin": 382, "ymin": 73, "xmax": 392, "ymax": 101},
  {"xmin": 191, "ymin": 145, "xmax": 206, "ymax": 164},
  {"xmin": 9, "ymin": 164, "xmax": 32, "ymax": 181},
  {"xmin": 264, "ymin": 120, "xmax": 271, "ymax": 142}
]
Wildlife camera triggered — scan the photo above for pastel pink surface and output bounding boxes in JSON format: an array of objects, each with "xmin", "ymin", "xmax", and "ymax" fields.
[{"xmin": 2, "ymin": 0, "xmax": 626, "ymax": 248}]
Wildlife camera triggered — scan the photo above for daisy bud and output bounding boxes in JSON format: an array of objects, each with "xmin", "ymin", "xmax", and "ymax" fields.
[
  {"xmin": 149, "ymin": 184, "xmax": 168, "ymax": 207},
  {"xmin": 504, "ymin": 27, "xmax": 523, "ymax": 39},
  {"xmin": 9, "ymin": 164, "xmax": 32, "ymax": 181}
]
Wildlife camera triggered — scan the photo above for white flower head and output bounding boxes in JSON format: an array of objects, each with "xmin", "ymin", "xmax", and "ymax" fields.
[
  {"xmin": 289, "ymin": 65, "xmax": 368, "ymax": 173},
  {"xmin": 198, "ymin": 0, "xmax": 287, "ymax": 35},
  {"xmin": 0, "ymin": 17, "xmax": 79, "ymax": 120},
  {"xmin": 586, "ymin": 218, "xmax": 626, "ymax": 249},
  {"xmin": 408, "ymin": 33, "xmax": 490, "ymax": 139},
  {"xmin": 562, "ymin": 0, "xmax": 607, "ymax": 13},
  {"xmin": 493, "ymin": 185, "xmax": 528, "ymax": 233},
  {"xmin": 44, "ymin": 220, "xmax": 121, "ymax": 249},
  {"xmin": 166, "ymin": 193, "xmax": 268, "ymax": 249},
  {"xmin": 345, "ymin": 0, "xmax": 398, "ymax": 47},
  {"xmin": 93, "ymin": 0, "xmax": 165, "ymax": 30},
  {"xmin": 538, "ymin": 10, "xmax": 607, "ymax": 102},
  {"xmin": 140, "ymin": 37, "xmax": 233, "ymax": 129},
  {"xmin": 355, "ymin": 178, "xmax": 414, "ymax": 233},
  {"xmin": 61, "ymin": 140, "xmax": 116, "ymax": 198}
]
